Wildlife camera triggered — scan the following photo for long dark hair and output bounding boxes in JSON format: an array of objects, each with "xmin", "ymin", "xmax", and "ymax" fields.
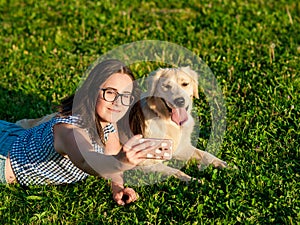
[{"xmin": 58, "ymin": 59, "xmax": 144, "ymax": 145}]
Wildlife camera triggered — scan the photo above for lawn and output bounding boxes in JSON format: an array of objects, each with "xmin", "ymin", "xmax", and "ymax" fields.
[{"xmin": 0, "ymin": 0, "xmax": 299, "ymax": 224}]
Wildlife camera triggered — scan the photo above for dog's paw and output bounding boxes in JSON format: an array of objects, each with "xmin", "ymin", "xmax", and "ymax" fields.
[
  {"xmin": 211, "ymin": 159, "xmax": 228, "ymax": 169},
  {"xmin": 190, "ymin": 177, "xmax": 204, "ymax": 184},
  {"xmin": 176, "ymin": 171, "xmax": 203, "ymax": 184}
]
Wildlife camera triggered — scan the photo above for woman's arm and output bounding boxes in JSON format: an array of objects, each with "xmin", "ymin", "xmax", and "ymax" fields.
[
  {"xmin": 104, "ymin": 123, "xmax": 122, "ymax": 155},
  {"xmin": 53, "ymin": 123, "xmax": 155, "ymax": 178},
  {"xmin": 54, "ymin": 123, "xmax": 157, "ymax": 205},
  {"xmin": 54, "ymin": 123, "xmax": 124, "ymax": 177}
]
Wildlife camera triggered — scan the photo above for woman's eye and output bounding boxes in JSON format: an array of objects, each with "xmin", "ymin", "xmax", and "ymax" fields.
[{"xmin": 106, "ymin": 90, "xmax": 116, "ymax": 95}]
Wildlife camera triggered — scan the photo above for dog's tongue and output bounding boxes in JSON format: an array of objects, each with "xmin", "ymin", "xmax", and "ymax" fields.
[{"xmin": 171, "ymin": 108, "xmax": 188, "ymax": 126}]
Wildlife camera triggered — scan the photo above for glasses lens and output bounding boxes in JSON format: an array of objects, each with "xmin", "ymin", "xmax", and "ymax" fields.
[
  {"xmin": 103, "ymin": 89, "xmax": 117, "ymax": 102},
  {"xmin": 121, "ymin": 94, "xmax": 134, "ymax": 106}
]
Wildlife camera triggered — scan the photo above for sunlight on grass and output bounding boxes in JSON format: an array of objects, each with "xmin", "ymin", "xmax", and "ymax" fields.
[{"xmin": 0, "ymin": 0, "xmax": 299, "ymax": 224}]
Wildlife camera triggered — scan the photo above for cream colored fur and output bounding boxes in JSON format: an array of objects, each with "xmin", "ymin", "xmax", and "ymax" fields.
[{"xmin": 136, "ymin": 67, "xmax": 227, "ymax": 182}]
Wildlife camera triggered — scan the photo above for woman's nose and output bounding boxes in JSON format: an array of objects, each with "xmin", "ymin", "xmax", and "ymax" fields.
[{"xmin": 112, "ymin": 96, "xmax": 121, "ymax": 105}]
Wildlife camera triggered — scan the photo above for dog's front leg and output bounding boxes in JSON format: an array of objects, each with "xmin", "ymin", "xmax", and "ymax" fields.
[
  {"xmin": 137, "ymin": 163, "xmax": 195, "ymax": 183},
  {"xmin": 191, "ymin": 148, "xmax": 227, "ymax": 169},
  {"xmin": 174, "ymin": 145, "xmax": 227, "ymax": 168}
]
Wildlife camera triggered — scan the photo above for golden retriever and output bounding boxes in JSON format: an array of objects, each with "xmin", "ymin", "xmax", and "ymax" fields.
[{"xmin": 133, "ymin": 66, "xmax": 227, "ymax": 182}]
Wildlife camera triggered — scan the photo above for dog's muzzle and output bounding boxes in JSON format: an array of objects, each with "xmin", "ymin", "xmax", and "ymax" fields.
[{"xmin": 174, "ymin": 97, "xmax": 185, "ymax": 108}]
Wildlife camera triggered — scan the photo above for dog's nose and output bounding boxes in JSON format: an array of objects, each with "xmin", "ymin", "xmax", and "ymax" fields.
[{"xmin": 174, "ymin": 97, "xmax": 185, "ymax": 107}]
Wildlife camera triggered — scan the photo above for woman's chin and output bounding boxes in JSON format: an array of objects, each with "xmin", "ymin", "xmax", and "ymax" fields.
[{"xmin": 101, "ymin": 115, "xmax": 123, "ymax": 124}]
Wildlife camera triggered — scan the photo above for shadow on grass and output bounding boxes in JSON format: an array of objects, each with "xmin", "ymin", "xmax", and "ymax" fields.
[{"xmin": 0, "ymin": 86, "xmax": 56, "ymax": 122}]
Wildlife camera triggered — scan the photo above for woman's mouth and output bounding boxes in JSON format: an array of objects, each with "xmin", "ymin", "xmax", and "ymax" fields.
[{"xmin": 108, "ymin": 108, "xmax": 121, "ymax": 113}]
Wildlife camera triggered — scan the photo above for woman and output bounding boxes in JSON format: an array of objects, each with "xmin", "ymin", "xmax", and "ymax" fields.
[{"xmin": 0, "ymin": 59, "xmax": 154, "ymax": 206}]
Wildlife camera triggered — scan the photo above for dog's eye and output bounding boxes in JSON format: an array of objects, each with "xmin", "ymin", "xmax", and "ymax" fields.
[
  {"xmin": 182, "ymin": 82, "xmax": 189, "ymax": 87},
  {"xmin": 162, "ymin": 84, "xmax": 172, "ymax": 90}
]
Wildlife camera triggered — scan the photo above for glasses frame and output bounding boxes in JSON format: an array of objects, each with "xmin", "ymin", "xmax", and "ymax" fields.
[{"xmin": 100, "ymin": 88, "xmax": 134, "ymax": 106}]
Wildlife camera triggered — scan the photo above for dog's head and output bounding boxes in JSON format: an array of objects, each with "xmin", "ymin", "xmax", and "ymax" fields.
[{"xmin": 145, "ymin": 67, "xmax": 199, "ymax": 126}]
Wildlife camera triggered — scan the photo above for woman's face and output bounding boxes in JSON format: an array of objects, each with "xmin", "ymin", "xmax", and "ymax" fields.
[{"xmin": 96, "ymin": 73, "xmax": 133, "ymax": 126}]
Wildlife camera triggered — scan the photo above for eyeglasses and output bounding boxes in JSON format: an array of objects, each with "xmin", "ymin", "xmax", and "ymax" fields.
[{"xmin": 100, "ymin": 88, "xmax": 134, "ymax": 106}]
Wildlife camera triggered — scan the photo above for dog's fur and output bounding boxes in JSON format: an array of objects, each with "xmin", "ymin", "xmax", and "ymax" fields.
[
  {"xmin": 134, "ymin": 67, "xmax": 227, "ymax": 182},
  {"xmin": 16, "ymin": 67, "xmax": 227, "ymax": 183}
]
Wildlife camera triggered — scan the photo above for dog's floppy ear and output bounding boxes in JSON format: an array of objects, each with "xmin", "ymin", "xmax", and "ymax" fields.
[
  {"xmin": 181, "ymin": 66, "xmax": 199, "ymax": 98},
  {"xmin": 147, "ymin": 97, "xmax": 170, "ymax": 119},
  {"xmin": 146, "ymin": 68, "xmax": 170, "ymax": 119},
  {"xmin": 147, "ymin": 68, "xmax": 165, "ymax": 96}
]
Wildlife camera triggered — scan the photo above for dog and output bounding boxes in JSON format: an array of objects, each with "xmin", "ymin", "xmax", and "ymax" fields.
[{"xmin": 131, "ymin": 66, "xmax": 227, "ymax": 182}]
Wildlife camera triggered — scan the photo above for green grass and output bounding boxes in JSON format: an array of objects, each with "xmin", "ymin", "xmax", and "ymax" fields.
[{"xmin": 0, "ymin": 0, "xmax": 299, "ymax": 224}]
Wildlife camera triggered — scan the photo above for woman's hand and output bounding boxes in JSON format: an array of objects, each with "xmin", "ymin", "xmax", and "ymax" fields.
[
  {"xmin": 111, "ymin": 182, "xmax": 139, "ymax": 206},
  {"xmin": 115, "ymin": 134, "xmax": 155, "ymax": 166}
]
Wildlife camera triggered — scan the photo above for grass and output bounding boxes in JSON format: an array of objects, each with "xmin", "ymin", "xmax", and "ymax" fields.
[{"xmin": 0, "ymin": 0, "xmax": 299, "ymax": 224}]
